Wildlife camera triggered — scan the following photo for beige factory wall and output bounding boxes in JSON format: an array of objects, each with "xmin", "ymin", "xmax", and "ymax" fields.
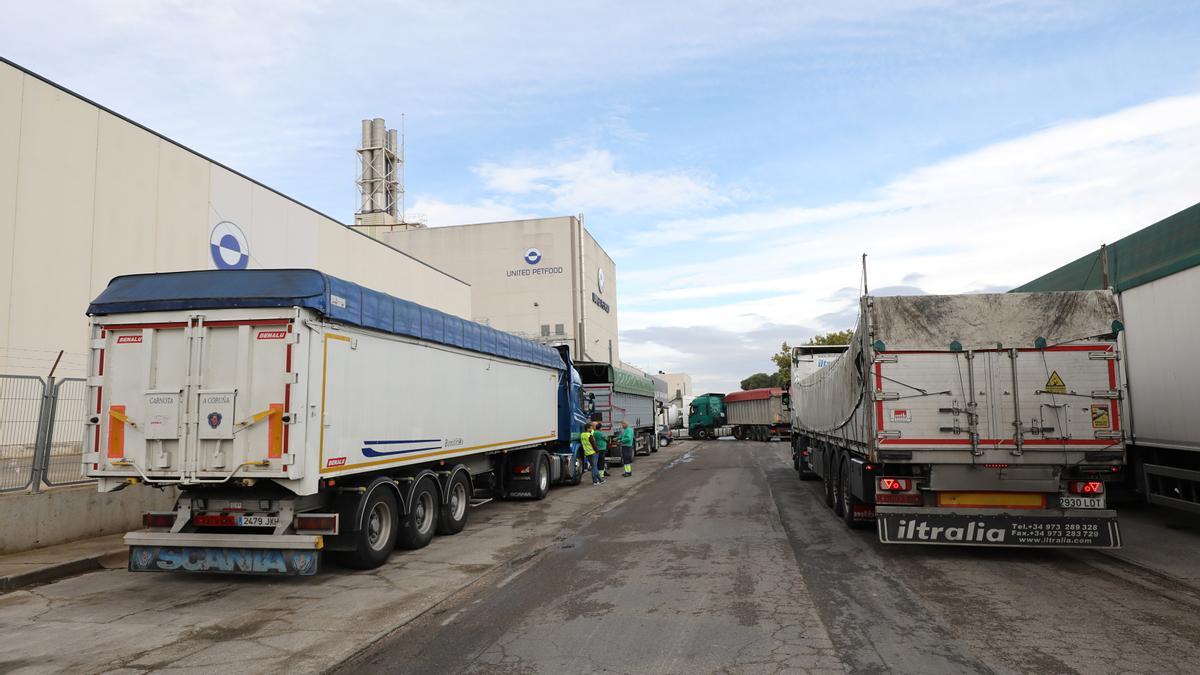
[
  {"xmin": 0, "ymin": 60, "xmax": 470, "ymax": 377},
  {"xmin": 580, "ymin": 226, "xmax": 619, "ymax": 364},
  {"xmin": 384, "ymin": 216, "xmax": 622, "ymax": 364}
]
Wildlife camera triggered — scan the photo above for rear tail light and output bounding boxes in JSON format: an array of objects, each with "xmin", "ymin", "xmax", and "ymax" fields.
[
  {"xmin": 1069, "ymin": 480, "xmax": 1104, "ymax": 495},
  {"xmin": 513, "ymin": 464, "xmax": 533, "ymax": 475},
  {"xmin": 984, "ymin": 463, "xmax": 1009, "ymax": 469},
  {"xmin": 295, "ymin": 514, "xmax": 339, "ymax": 534},
  {"xmin": 877, "ymin": 477, "xmax": 912, "ymax": 492},
  {"xmin": 143, "ymin": 512, "xmax": 175, "ymax": 529}
]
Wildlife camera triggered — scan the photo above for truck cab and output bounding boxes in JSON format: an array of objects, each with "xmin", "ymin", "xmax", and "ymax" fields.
[{"xmin": 688, "ymin": 393, "xmax": 727, "ymax": 440}]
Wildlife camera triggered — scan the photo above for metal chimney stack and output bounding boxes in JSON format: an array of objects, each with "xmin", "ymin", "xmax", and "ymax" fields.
[{"xmin": 354, "ymin": 117, "xmax": 406, "ymax": 235}]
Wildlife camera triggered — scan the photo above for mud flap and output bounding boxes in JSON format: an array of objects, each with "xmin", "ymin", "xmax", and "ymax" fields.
[{"xmin": 876, "ymin": 507, "xmax": 1121, "ymax": 548}]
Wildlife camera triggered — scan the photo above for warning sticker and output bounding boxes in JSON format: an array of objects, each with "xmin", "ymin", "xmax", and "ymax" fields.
[
  {"xmin": 1091, "ymin": 405, "xmax": 1111, "ymax": 429},
  {"xmin": 890, "ymin": 409, "xmax": 911, "ymax": 423},
  {"xmin": 1044, "ymin": 371, "xmax": 1067, "ymax": 394}
]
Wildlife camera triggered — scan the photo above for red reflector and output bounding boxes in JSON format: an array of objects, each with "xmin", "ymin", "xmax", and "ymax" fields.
[
  {"xmin": 877, "ymin": 477, "xmax": 911, "ymax": 492},
  {"xmin": 864, "ymin": 464, "xmax": 873, "ymax": 472},
  {"xmin": 984, "ymin": 463, "xmax": 1009, "ymax": 469},
  {"xmin": 801, "ymin": 450, "xmax": 809, "ymax": 457},
  {"xmin": 1069, "ymin": 480, "xmax": 1104, "ymax": 495},
  {"xmin": 295, "ymin": 515, "xmax": 338, "ymax": 533},
  {"xmin": 193, "ymin": 514, "xmax": 237, "ymax": 527},
  {"xmin": 513, "ymin": 465, "xmax": 533, "ymax": 475},
  {"xmin": 143, "ymin": 513, "xmax": 174, "ymax": 528}
]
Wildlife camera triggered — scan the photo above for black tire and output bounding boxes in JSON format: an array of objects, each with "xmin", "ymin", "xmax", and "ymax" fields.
[
  {"xmin": 397, "ymin": 476, "xmax": 439, "ymax": 550},
  {"xmin": 840, "ymin": 457, "xmax": 867, "ymax": 529},
  {"xmin": 336, "ymin": 487, "xmax": 398, "ymax": 569},
  {"xmin": 568, "ymin": 452, "xmax": 584, "ymax": 486},
  {"xmin": 436, "ymin": 472, "xmax": 471, "ymax": 536},
  {"xmin": 733, "ymin": 426, "xmax": 744, "ymax": 440},
  {"xmin": 823, "ymin": 449, "xmax": 836, "ymax": 509},
  {"xmin": 532, "ymin": 453, "xmax": 551, "ymax": 500},
  {"xmin": 694, "ymin": 428, "xmax": 707, "ymax": 440},
  {"xmin": 657, "ymin": 435, "xmax": 669, "ymax": 448}
]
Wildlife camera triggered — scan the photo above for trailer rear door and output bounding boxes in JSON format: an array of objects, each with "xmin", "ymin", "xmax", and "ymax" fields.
[{"xmin": 89, "ymin": 314, "xmax": 300, "ymax": 482}]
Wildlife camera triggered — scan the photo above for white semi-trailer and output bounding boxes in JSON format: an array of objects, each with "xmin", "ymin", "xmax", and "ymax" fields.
[
  {"xmin": 84, "ymin": 269, "xmax": 589, "ymax": 575},
  {"xmin": 790, "ymin": 291, "xmax": 1126, "ymax": 548}
]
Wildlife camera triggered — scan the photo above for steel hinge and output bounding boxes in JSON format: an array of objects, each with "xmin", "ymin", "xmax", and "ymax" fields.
[
  {"xmin": 1088, "ymin": 351, "xmax": 1118, "ymax": 360},
  {"xmin": 1090, "ymin": 390, "xmax": 1122, "ymax": 400},
  {"xmin": 874, "ymin": 354, "xmax": 898, "ymax": 364},
  {"xmin": 877, "ymin": 430, "xmax": 902, "ymax": 439},
  {"xmin": 1094, "ymin": 430, "xmax": 1124, "ymax": 440},
  {"xmin": 874, "ymin": 391, "xmax": 900, "ymax": 401}
]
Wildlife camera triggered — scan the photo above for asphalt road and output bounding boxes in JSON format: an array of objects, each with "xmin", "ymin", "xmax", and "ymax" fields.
[{"xmin": 341, "ymin": 441, "xmax": 1200, "ymax": 675}]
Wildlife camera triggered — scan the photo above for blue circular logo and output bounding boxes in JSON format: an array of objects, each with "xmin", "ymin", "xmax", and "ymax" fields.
[
  {"xmin": 524, "ymin": 247, "xmax": 542, "ymax": 265},
  {"xmin": 210, "ymin": 221, "xmax": 249, "ymax": 270}
]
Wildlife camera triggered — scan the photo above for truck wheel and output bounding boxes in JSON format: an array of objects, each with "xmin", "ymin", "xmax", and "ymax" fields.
[
  {"xmin": 840, "ymin": 457, "xmax": 867, "ymax": 529},
  {"xmin": 397, "ymin": 476, "xmax": 439, "ymax": 550},
  {"xmin": 658, "ymin": 435, "xmax": 671, "ymax": 448},
  {"xmin": 338, "ymin": 488, "xmax": 399, "ymax": 569},
  {"xmin": 733, "ymin": 426, "xmax": 744, "ymax": 440},
  {"xmin": 532, "ymin": 453, "xmax": 551, "ymax": 500},
  {"xmin": 436, "ymin": 472, "xmax": 471, "ymax": 536}
]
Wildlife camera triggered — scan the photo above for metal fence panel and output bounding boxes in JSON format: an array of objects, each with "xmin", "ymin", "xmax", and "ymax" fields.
[
  {"xmin": 0, "ymin": 375, "xmax": 46, "ymax": 492},
  {"xmin": 43, "ymin": 378, "xmax": 90, "ymax": 486}
]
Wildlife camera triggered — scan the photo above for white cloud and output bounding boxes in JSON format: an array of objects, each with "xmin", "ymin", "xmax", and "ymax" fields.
[{"xmin": 474, "ymin": 149, "xmax": 724, "ymax": 215}]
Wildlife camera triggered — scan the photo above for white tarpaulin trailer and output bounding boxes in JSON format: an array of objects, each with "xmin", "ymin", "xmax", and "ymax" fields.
[{"xmin": 790, "ymin": 291, "xmax": 1127, "ymax": 548}]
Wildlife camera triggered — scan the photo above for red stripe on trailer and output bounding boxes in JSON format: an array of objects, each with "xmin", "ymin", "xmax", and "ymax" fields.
[
  {"xmin": 284, "ymin": 323, "xmax": 293, "ymax": 454},
  {"xmin": 880, "ymin": 438, "xmax": 1113, "ymax": 446},
  {"xmin": 881, "ymin": 344, "xmax": 1110, "ymax": 354},
  {"xmin": 102, "ymin": 318, "xmax": 292, "ymax": 330},
  {"xmin": 724, "ymin": 387, "xmax": 784, "ymax": 403},
  {"xmin": 1107, "ymin": 357, "xmax": 1121, "ymax": 432}
]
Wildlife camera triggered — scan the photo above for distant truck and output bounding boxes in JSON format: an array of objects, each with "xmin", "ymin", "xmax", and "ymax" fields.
[
  {"xmin": 790, "ymin": 291, "xmax": 1126, "ymax": 548},
  {"xmin": 1014, "ymin": 206, "xmax": 1200, "ymax": 514},
  {"xmin": 577, "ymin": 362, "xmax": 659, "ymax": 462},
  {"xmin": 84, "ymin": 269, "xmax": 589, "ymax": 576},
  {"xmin": 726, "ymin": 388, "xmax": 789, "ymax": 441},
  {"xmin": 688, "ymin": 392, "xmax": 729, "ymax": 440}
]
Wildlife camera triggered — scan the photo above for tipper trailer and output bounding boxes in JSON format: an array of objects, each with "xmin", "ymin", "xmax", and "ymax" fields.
[
  {"xmin": 790, "ymin": 291, "xmax": 1127, "ymax": 548},
  {"xmin": 84, "ymin": 269, "xmax": 589, "ymax": 575},
  {"xmin": 726, "ymin": 387, "xmax": 789, "ymax": 441},
  {"xmin": 576, "ymin": 362, "xmax": 659, "ymax": 462}
]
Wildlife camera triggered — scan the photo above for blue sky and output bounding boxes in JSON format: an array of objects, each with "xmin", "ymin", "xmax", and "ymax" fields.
[{"xmin": 5, "ymin": 1, "xmax": 1200, "ymax": 392}]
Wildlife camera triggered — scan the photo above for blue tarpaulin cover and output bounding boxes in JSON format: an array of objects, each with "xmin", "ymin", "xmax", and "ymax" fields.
[{"xmin": 88, "ymin": 269, "xmax": 566, "ymax": 371}]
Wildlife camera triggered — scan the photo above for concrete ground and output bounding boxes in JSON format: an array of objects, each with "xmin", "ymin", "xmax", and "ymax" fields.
[
  {"xmin": 3, "ymin": 440, "xmax": 1200, "ymax": 674},
  {"xmin": 342, "ymin": 441, "xmax": 1200, "ymax": 675},
  {"xmin": 0, "ymin": 442, "xmax": 692, "ymax": 674}
]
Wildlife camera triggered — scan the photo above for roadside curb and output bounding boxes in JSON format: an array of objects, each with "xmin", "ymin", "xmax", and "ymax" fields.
[{"xmin": 0, "ymin": 547, "xmax": 126, "ymax": 593}]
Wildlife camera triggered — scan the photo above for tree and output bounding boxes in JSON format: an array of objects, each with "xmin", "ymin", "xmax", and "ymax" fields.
[
  {"xmin": 770, "ymin": 342, "xmax": 791, "ymax": 388},
  {"xmin": 740, "ymin": 373, "xmax": 776, "ymax": 390},
  {"xmin": 809, "ymin": 329, "xmax": 853, "ymax": 346}
]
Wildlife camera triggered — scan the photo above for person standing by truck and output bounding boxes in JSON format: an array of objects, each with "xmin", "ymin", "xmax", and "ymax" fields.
[
  {"xmin": 582, "ymin": 422, "xmax": 604, "ymax": 485},
  {"xmin": 593, "ymin": 424, "xmax": 610, "ymax": 480},
  {"xmin": 619, "ymin": 420, "xmax": 636, "ymax": 477}
]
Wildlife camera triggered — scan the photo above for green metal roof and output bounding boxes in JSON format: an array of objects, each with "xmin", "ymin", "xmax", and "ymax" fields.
[{"xmin": 1013, "ymin": 202, "xmax": 1200, "ymax": 293}]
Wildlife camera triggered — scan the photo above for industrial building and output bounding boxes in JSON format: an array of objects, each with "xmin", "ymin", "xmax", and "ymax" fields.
[
  {"xmin": 0, "ymin": 58, "xmax": 470, "ymax": 377},
  {"xmin": 383, "ymin": 217, "xmax": 621, "ymax": 364}
]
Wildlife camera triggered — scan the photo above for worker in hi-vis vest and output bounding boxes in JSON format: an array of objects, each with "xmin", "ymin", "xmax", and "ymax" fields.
[
  {"xmin": 582, "ymin": 422, "xmax": 604, "ymax": 485},
  {"xmin": 619, "ymin": 420, "xmax": 636, "ymax": 477}
]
